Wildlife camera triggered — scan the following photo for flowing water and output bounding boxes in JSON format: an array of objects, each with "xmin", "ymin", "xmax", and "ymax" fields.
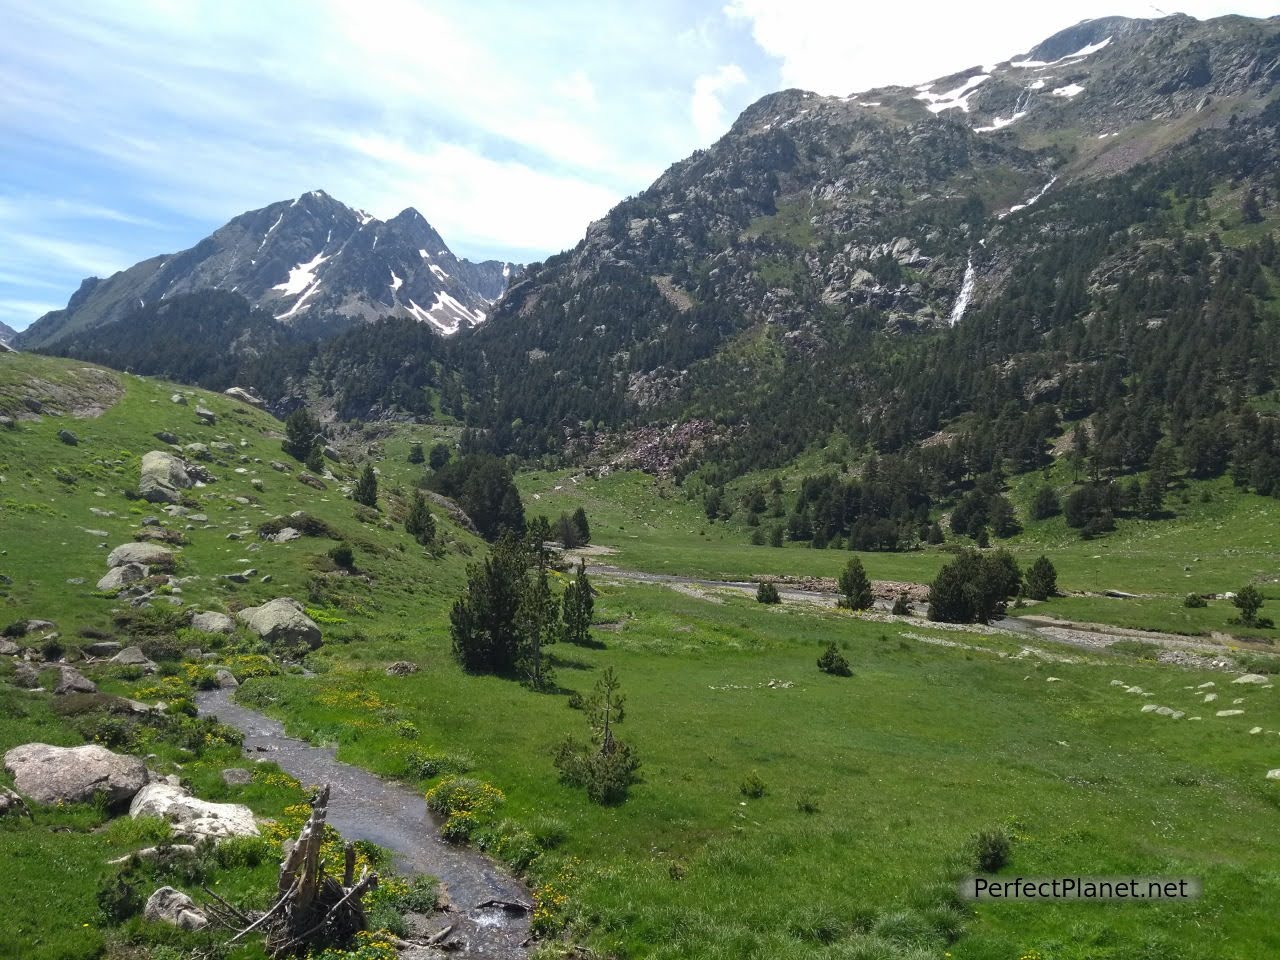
[{"xmin": 196, "ymin": 688, "xmax": 531, "ymax": 957}]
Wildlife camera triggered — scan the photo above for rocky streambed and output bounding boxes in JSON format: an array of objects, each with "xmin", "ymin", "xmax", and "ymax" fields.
[{"xmin": 196, "ymin": 688, "xmax": 531, "ymax": 957}]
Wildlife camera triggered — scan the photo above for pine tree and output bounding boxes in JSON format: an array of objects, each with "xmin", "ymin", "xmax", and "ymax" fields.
[
  {"xmin": 283, "ymin": 407, "xmax": 322, "ymax": 461},
  {"xmin": 1025, "ymin": 555, "xmax": 1058, "ymax": 601},
  {"xmin": 408, "ymin": 442, "xmax": 425, "ymax": 464},
  {"xmin": 838, "ymin": 557, "xmax": 873, "ymax": 611},
  {"xmin": 517, "ymin": 555, "xmax": 558, "ymax": 690},
  {"xmin": 405, "ymin": 490, "xmax": 436, "ymax": 546},
  {"xmin": 571, "ymin": 506, "xmax": 591, "ymax": 544},
  {"xmin": 428, "ymin": 442, "xmax": 452, "ymax": 470},
  {"xmin": 353, "ymin": 464, "xmax": 378, "ymax": 508},
  {"xmin": 305, "ymin": 442, "xmax": 325, "ymax": 474},
  {"xmin": 561, "ymin": 562, "xmax": 595, "ymax": 645}
]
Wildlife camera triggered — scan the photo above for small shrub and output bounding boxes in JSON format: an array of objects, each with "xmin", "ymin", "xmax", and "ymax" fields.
[
  {"xmin": 39, "ymin": 637, "xmax": 64, "ymax": 661},
  {"xmin": 756, "ymin": 581, "xmax": 781, "ymax": 604},
  {"xmin": 818, "ymin": 641, "xmax": 852, "ymax": 677},
  {"xmin": 891, "ymin": 593, "xmax": 911, "ymax": 616},
  {"xmin": 973, "ymin": 828, "xmax": 1012, "ymax": 872},
  {"xmin": 796, "ymin": 794, "xmax": 819, "ymax": 815},
  {"xmin": 96, "ymin": 875, "xmax": 143, "ymax": 923},
  {"xmin": 328, "ymin": 542, "xmax": 355, "ymax": 569},
  {"xmin": 740, "ymin": 770, "xmax": 767, "ymax": 799},
  {"xmin": 1184, "ymin": 593, "xmax": 1208, "ymax": 608}
]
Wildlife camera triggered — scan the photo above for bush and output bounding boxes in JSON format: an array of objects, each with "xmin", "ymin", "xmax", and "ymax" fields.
[
  {"xmin": 328, "ymin": 542, "xmax": 355, "ymax": 569},
  {"xmin": 553, "ymin": 736, "xmax": 640, "ymax": 805},
  {"xmin": 258, "ymin": 513, "xmax": 339, "ymax": 539},
  {"xmin": 1184, "ymin": 593, "xmax": 1208, "ymax": 608},
  {"xmin": 973, "ymin": 828, "xmax": 1012, "ymax": 872},
  {"xmin": 96, "ymin": 875, "xmax": 143, "ymax": 923},
  {"xmin": 928, "ymin": 549, "xmax": 1021, "ymax": 624},
  {"xmin": 891, "ymin": 593, "xmax": 911, "ymax": 616},
  {"xmin": 756, "ymin": 581, "xmax": 781, "ymax": 604},
  {"xmin": 1025, "ymin": 556, "xmax": 1058, "ymax": 601},
  {"xmin": 740, "ymin": 770, "xmax": 767, "ymax": 798},
  {"xmin": 1029, "ymin": 485, "xmax": 1061, "ymax": 520},
  {"xmin": 1232, "ymin": 584, "xmax": 1266, "ymax": 626},
  {"xmin": 817, "ymin": 641, "xmax": 852, "ymax": 676}
]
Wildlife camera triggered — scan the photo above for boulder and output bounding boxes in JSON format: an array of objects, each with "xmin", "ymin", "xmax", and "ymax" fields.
[
  {"xmin": 154, "ymin": 431, "xmax": 180, "ymax": 445},
  {"xmin": 297, "ymin": 472, "xmax": 327, "ymax": 490},
  {"xmin": 139, "ymin": 450, "xmax": 192, "ymax": 504},
  {"xmin": 195, "ymin": 406, "xmax": 216, "ymax": 425},
  {"xmin": 1216, "ymin": 709, "xmax": 1245, "ymax": 717},
  {"xmin": 13, "ymin": 663, "xmax": 38, "ymax": 688},
  {"xmin": 97, "ymin": 563, "xmax": 147, "ymax": 592},
  {"xmin": 323, "ymin": 445, "xmax": 340, "ymax": 462},
  {"xmin": 54, "ymin": 666, "xmax": 96, "ymax": 695},
  {"xmin": 214, "ymin": 669, "xmax": 239, "ymax": 689},
  {"xmin": 271, "ymin": 527, "xmax": 301, "ymax": 543},
  {"xmin": 4, "ymin": 743, "xmax": 147, "ymax": 806},
  {"xmin": 144, "ymin": 886, "xmax": 208, "ymax": 931},
  {"xmin": 170, "ymin": 393, "xmax": 188, "ymax": 405},
  {"xmin": 220, "ymin": 768, "xmax": 253, "ymax": 786},
  {"xmin": 84, "ymin": 641, "xmax": 122, "ymax": 657},
  {"xmin": 270, "ymin": 460, "xmax": 290, "ymax": 472},
  {"xmin": 57, "ymin": 429, "xmax": 79, "ymax": 446},
  {"xmin": 0, "ymin": 639, "xmax": 18, "ymax": 655},
  {"xmin": 1233, "ymin": 674, "xmax": 1270, "ymax": 685},
  {"xmin": 191, "ymin": 611, "xmax": 234, "ymax": 634},
  {"xmin": 224, "ymin": 386, "xmax": 264, "ymax": 407},
  {"xmin": 111, "ymin": 646, "xmax": 159, "ymax": 673},
  {"xmin": 386, "ymin": 660, "xmax": 419, "ymax": 676},
  {"xmin": 106, "ymin": 542, "xmax": 174, "ymax": 569},
  {"xmin": 1268, "ymin": 769, "xmax": 1280, "ymax": 781},
  {"xmin": 129, "ymin": 782, "xmax": 258, "ymax": 839},
  {"xmin": 184, "ymin": 442, "xmax": 211, "ymax": 460},
  {"xmin": 241, "ymin": 598, "xmax": 322, "ymax": 649}
]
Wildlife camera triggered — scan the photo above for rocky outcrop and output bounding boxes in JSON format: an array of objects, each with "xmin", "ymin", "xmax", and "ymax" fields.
[
  {"xmin": 139, "ymin": 450, "xmax": 192, "ymax": 504},
  {"xmin": 144, "ymin": 886, "xmax": 209, "ymax": 931},
  {"xmin": 3, "ymin": 743, "xmax": 148, "ymax": 806},
  {"xmin": 106, "ymin": 542, "xmax": 174, "ymax": 569},
  {"xmin": 129, "ymin": 782, "xmax": 258, "ymax": 839},
  {"xmin": 237, "ymin": 598, "xmax": 322, "ymax": 649},
  {"xmin": 224, "ymin": 386, "xmax": 264, "ymax": 407}
]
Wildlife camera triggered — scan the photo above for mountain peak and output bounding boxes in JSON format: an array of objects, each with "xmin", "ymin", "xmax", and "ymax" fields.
[{"xmin": 18, "ymin": 192, "xmax": 523, "ymax": 348}]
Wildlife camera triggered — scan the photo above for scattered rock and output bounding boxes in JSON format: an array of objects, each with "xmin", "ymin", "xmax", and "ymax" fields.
[
  {"xmin": 84, "ymin": 641, "xmax": 122, "ymax": 657},
  {"xmin": 139, "ymin": 450, "xmax": 192, "ymax": 504},
  {"xmin": 106, "ymin": 542, "xmax": 173, "ymax": 569},
  {"xmin": 57, "ymin": 429, "xmax": 79, "ymax": 446},
  {"xmin": 238, "ymin": 597, "xmax": 322, "ymax": 649},
  {"xmin": 1216, "ymin": 709, "xmax": 1245, "ymax": 717},
  {"xmin": 1233, "ymin": 674, "xmax": 1270, "ymax": 685},
  {"xmin": 270, "ymin": 460, "xmax": 290, "ymax": 472},
  {"xmin": 195, "ymin": 406, "xmax": 216, "ymax": 425},
  {"xmin": 223, "ymin": 386, "xmax": 264, "ymax": 407},
  {"xmin": 3, "ymin": 743, "xmax": 147, "ymax": 806},
  {"xmin": 170, "ymin": 393, "xmax": 188, "ymax": 405},
  {"xmin": 144, "ymin": 886, "xmax": 208, "ymax": 931},
  {"xmin": 220, "ymin": 768, "xmax": 252, "ymax": 786},
  {"xmin": 184, "ymin": 442, "xmax": 211, "ymax": 460},
  {"xmin": 191, "ymin": 611, "xmax": 234, "ymax": 634},
  {"xmin": 13, "ymin": 663, "xmax": 38, "ymax": 688},
  {"xmin": 0, "ymin": 639, "xmax": 18, "ymax": 655},
  {"xmin": 111, "ymin": 646, "xmax": 159, "ymax": 673},
  {"xmin": 386, "ymin": 660, "xmax": 419, "ymax": 676},
  {"xmin": 214, "ymin": 669, "xmax": 239, "ymax": 689},
  {"xmin": 1268, "ymin": 769, "xmax": 1280, "ymax": 781},
  {"xmin": 154, "ymin": 431, "xmax": 179, "ymax": 445},
  {"xmin": 54, "ymin": 666, "xmax": 96, "ymax": 695},
  {"xmin": 130, "ymin": 782, "xmax": 258, "ymax": 839},
  {"xmin": 0, "ymin": 786, "xmax": 31, "ymax": 818},
  {"xmin": 221, "ymin": 569, "xmax": 257, "ymax": 584},
  {"xmin": 322, "ymin": 445, "xmax": 340, "ymax": 461},
  {"xmin": 271, "ymin": 527, "xmax": 301, "ymax": 543},
  {"xmin": 97, "ymin": 563, "xmax": 147, "ymax": 592},
  {"xmin": 297, "ymin": 472, "xmax": 327, "ymax": 490},
  {"xmin": 1204, "ymin": 693, "xmax": 1218, "ymax": 702}
]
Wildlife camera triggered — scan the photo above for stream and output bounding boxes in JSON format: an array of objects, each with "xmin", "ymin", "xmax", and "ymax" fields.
[{"xmin": 195, "ymin": 688, "xmax": 531, "ymax": 957}]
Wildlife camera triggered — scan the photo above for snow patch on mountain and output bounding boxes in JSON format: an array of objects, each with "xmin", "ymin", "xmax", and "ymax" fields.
[
  {"xmin": 273, "ymin": 252, "xmax": 329, "ymax": 296},
  {"xmin": 916, "ymin": 74, "xmax": 989, "ymax": 113},
  {"xmin": 1052, "ymin": 83, "xmax": 1086, "ymax": 98}
]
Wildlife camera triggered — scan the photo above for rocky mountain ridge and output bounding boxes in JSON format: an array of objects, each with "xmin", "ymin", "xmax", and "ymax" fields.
[{"xmin": 17, "ymin": 190, "xmax": 520, "ymax": 349}]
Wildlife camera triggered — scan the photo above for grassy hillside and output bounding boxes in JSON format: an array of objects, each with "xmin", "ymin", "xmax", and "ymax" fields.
[{"xmin": 4, "ymin": 352, "xmax": 1280, "ymax": 960}]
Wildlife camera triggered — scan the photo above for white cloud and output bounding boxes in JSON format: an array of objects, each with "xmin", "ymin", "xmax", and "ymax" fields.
[
  {"xmin": 725, "ymin": 0, "xmax": 1280, "ymax": 95},
  {"xmin": 553, "ymin": 70, "xmax": 598, "ymax": 109},
  {"xmin": 692, "ymin": 64, "xmax": 748, "ymax": 140}
]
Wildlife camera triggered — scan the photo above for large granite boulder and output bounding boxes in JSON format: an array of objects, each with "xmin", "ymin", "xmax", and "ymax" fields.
[
  {"xmin": 144, "ymin": 886, "xmax": 209, "ymax": 930},
  {"xmin": 4, "ymin": 743, "xmax": 147, "ymax": 806},
  {"xmin": 54, "ymin": 666, "xmax": 96, "ymax": 695},
  {"xmin": 106, "ymin": 542, "xmax": 174, "ymax": 569},
  {"xmin": 237, "ymin": 598, "xmax": 321, "ymax": 649},
  {"xmin": 129, "ymin": 782, "xmax": 258, "ymax": 839},
  {"xmin": 110, "ymin": 646, "xmax": 158, "ymax": 673},
  {"xmin": 139, "ymin": 450, "xmax": 192, "ymax": 504}
]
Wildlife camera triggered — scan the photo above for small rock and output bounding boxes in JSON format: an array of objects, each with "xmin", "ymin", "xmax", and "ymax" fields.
[
  {"xmin": 1233, "ymin": 674, "xmax": 1270, "ymax": 685},
  {"xmin": 57, "ymin": 429, "xmax": 79, "ymax": 446},
  {"xmin": 220, "ymin": 768, "xmax": 252, "ymax": 786},
  {"xmin": 106, "ymin": 542, "xmax": 173, "ymax": 569},
  {"xmin": 170, "ymin": 393, "xmax": 188, "ymax": 405},
  {"xmin": 54, "ymin": 666, "xmax": 96, "ymax": 695},
  {"xmin": 1267, "ymin": 769, "xmax": 1280, "ymax": 781},
  {"xmin": 154, "ymin": 431, "xmax": 180, "ymax": 445},
  {"xmin": 214, "ymin": 669, "xmax": 239, "ymax": 689},
  {"xmin": 297, "ymin": 473, "xmax": 327, "ymax": 490},
  {"xmin": 195, "ymin": 406, "xmax": 216, "ymax": 425},
  {"xmin": 97, "ymin": 563, "xmax": 148, "ymax": 592},
  {"xmin": 1250, "ymin": 726, "xmax": 1263, "ymax": 734},
  {"xmin": 84, "ymin": 641, "xmax": 122, "ymax": 657},
  {"xmin": 270, "ymin": 460, "xmax": 290, "ymax": 472},
  {"xmin": 111, "ymin": 646, "xmax": 159, "ymax": 673},
  {"xmin": 191, "ymin": 611, "xmax": 234, "ymax": 634},
  {"xmin": 0, "ymin": 639, "xmax": 18, "ymax": 656},
  {"xmin": 386, "ymin": 660, "xmax": 419, "ymax": 676},
  {"xmin": 1204, "ymin": 693, "xmax": 1218, "ymax": 702},
  {"xmin": 1216, "ymin": 709, "xmax": 1245, "ymax": 717},
  {"xmin": 144, "ymin": 886, "xmax": 208, "ymax": 931},
  {"xmin": 271, "ymin": 527, "xmax": 301, "ymax": 543},
  {"xmin": 13, "ymin": 663, "xmax": 38, "ymax": 688}
]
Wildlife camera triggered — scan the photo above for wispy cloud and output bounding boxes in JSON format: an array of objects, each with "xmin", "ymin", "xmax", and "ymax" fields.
[{"xmin": 692, "ymin": 64, "xmax": 748, "ymax": 140}]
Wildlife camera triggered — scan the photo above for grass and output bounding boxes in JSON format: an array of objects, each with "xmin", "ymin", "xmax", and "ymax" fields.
[{"xmin": 6, "ymin": 351, "xmax": 1280, "ymax": 958}]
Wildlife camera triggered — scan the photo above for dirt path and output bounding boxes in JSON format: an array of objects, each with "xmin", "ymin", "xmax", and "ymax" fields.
[{"xmin": 196, "ymin": 688, "xmax": 531, "ymax": 957}]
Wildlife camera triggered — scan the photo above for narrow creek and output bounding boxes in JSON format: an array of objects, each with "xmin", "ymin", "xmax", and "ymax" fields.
[{"xmin": 196, "ymin": 688, "xmax": 531, "ymax": 957}]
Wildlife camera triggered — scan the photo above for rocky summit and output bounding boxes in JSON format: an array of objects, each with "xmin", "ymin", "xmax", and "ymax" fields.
[{"xmin": 17, "ymin": 189, "xmax": 521, "ymax": 348}]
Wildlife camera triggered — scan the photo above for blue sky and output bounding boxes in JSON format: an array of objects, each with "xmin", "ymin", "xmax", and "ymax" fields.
[{"xmin": 2, "ymin": 0, "xmax": 1275, "ymax": 331}]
